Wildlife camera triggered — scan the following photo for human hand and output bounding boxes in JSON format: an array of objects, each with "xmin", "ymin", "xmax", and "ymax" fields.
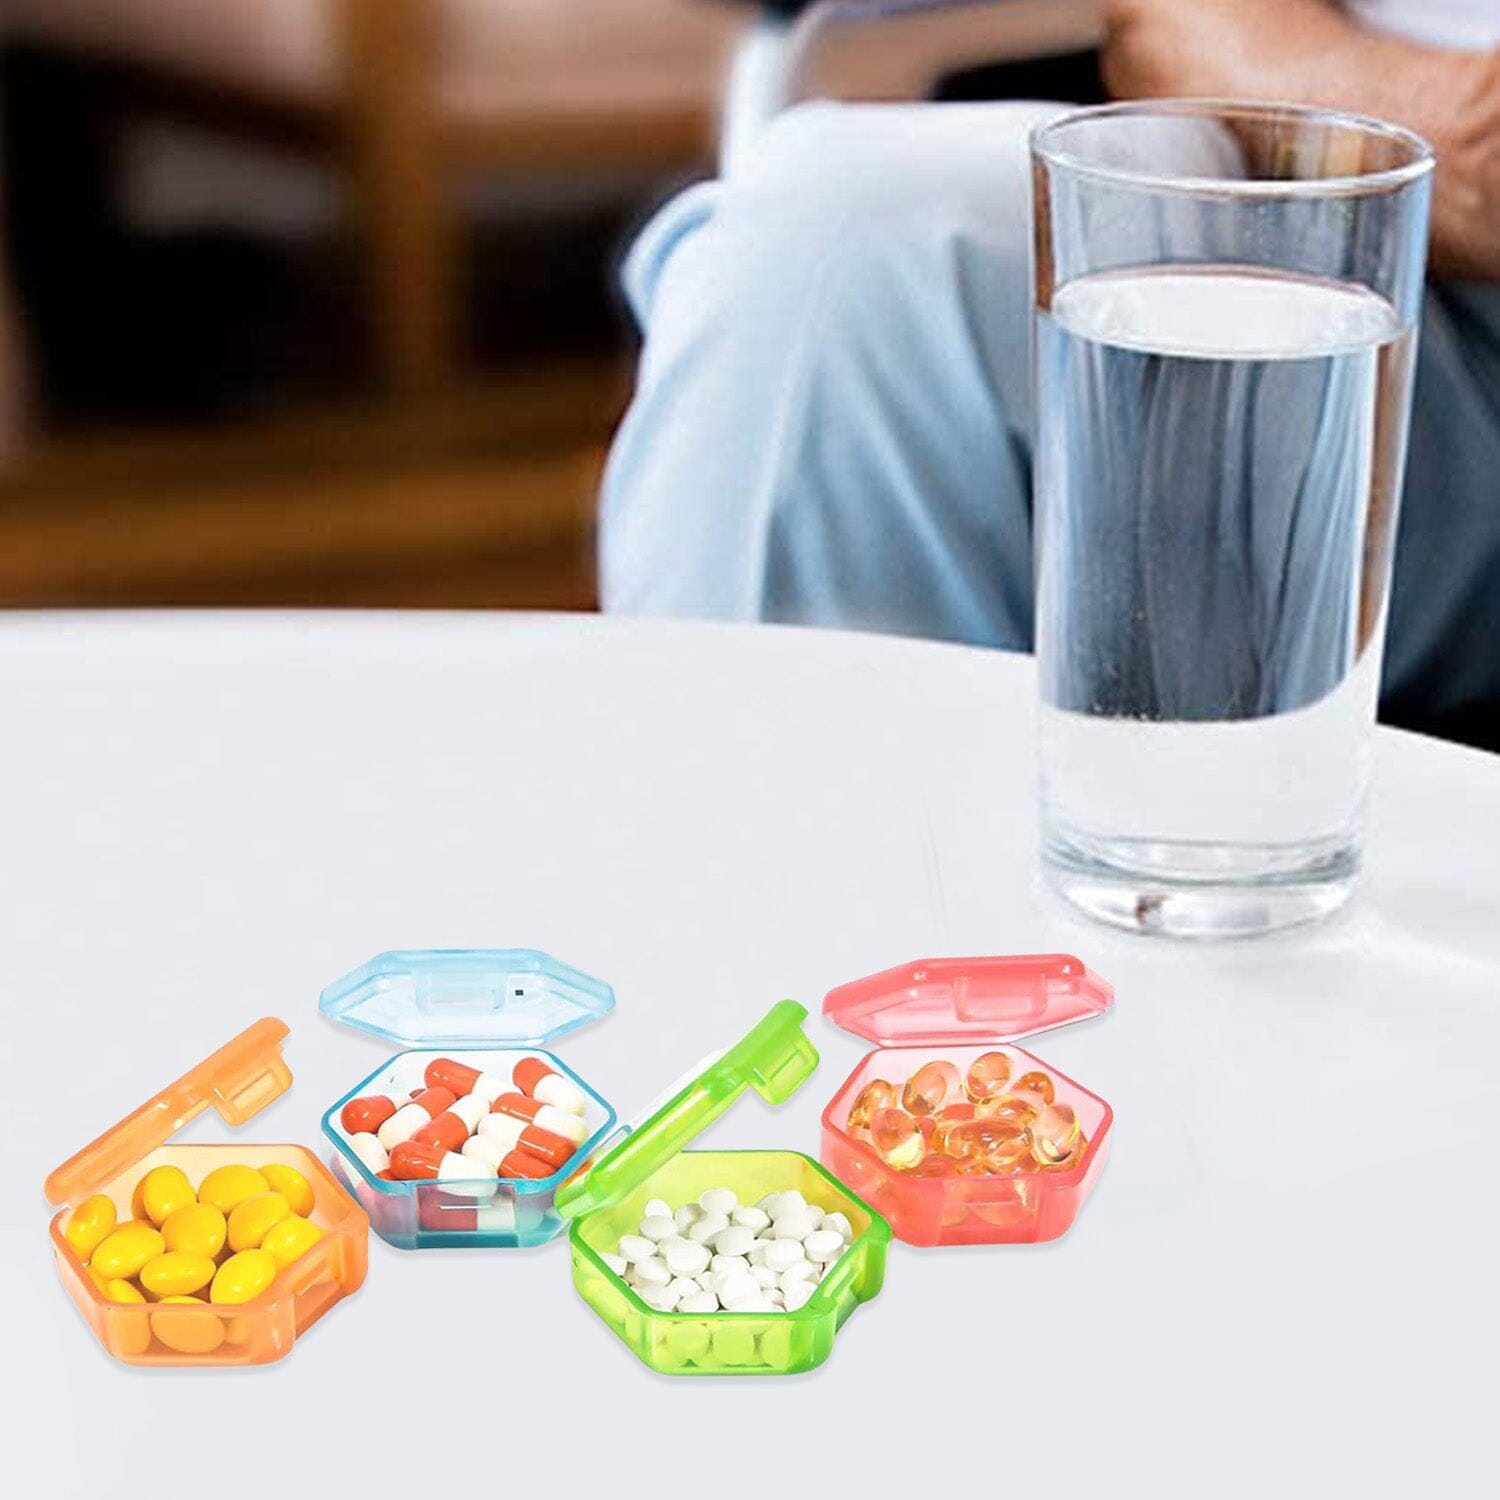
[
  {"xmin": 1422, "ymin": 47, "xmax": 1500, "ymax": 279},
  {"xmin": 1100, "ymin": 0, "xmax": 1290, "ymax": 101},
  {"xmin": 1101, "ymin": 0, "xmax": 1500, "ymax": 280}
]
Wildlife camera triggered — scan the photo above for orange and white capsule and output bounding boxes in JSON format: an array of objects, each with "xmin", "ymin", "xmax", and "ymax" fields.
[
  {"xmin": 348, "ymin": 1131, "xmax": 390, "ymax": 1174},
  {"xmin": 498, "ymin": 1149, "xmax": 555, "ymax": 1181},
  {"xmin": 477, "ymin": 1113, "xmax": 576, "ymax": 1170},
  {"xmin": 513, "ymin": 1057, "xmax": 587, "ymax": 1116},
  {"xmin": 461, "ymin": 1134, "xmax": 509, "ymax": 1171},
  {"xmin": 490, "ymin": 1091, "xmax": 589, "ymax": 1144},
  {"xmin": 412, "ymin": 1094, "xmax": 488, "ymax": 1153},
  {"xmin": 418, "ymin": 1188, "xmax": 518, "ymax": 1235},
  {"xmin": 423, "ymin": 1057, "xmax": 509, "ymax": 1105},
  {"xmin": 516, "ymin": 1124, "xmax": 579, "ymax": 1170},
  {"xmin": 341, "ymin": 1092, "xmax": 403, "ymax": 1135},
  {"xmin": 377, "ymin": 1086, "xmax": 457, "ymax": 1151},
  {"xmin": 388, "ymin": 1140, "xmax": 497, "ymax": 1182}
]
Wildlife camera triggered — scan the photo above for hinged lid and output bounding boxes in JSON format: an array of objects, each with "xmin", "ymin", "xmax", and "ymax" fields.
[
  {"xmin": 556, "ymin": 1000, "xmax": 817, "ymax": 1221},
  {"xmin": 319, "ymin": 949, "xmax": 615, "ymax": 1048},
  {"xmin": 45, "ymin": 1017, "xmax": 292, "ymax": 1207},
  {"xmin": 823, "ymin": 955, "xmax": 1113, "ymax": 1046}
]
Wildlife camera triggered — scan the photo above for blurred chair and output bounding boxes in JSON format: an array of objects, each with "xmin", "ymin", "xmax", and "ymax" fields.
[{"xmin": 5, "ymin": 0, "xmax": 744, "ymax": 400}]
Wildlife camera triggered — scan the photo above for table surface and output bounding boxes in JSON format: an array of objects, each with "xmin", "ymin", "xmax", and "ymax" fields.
[{"xmin": 4, "ymin": 611, "xmax": 1496, "ymax": 1496}]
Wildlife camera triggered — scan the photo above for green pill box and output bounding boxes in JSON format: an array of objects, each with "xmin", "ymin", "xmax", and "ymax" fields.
[{"xmin": 561, "ymin": 1002, "xmax": 890, "ymax": 1375}]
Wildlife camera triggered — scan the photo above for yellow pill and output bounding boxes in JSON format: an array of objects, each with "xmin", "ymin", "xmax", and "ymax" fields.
[
  {"xmin": 259, "ymin": 1214, "xmax": 324, "ymax": 1270},
  {"xmin": 91, "ymin": 1222, "xmax": 166, "ymax": 1280},
  {"xmin": 103, "ymin": 1278, "xmax": 145, "ymax": 1304},
  {"xmin": 210, "ymin": 1248, "xmax": 278, "ymax": 1305},
  {"xmin": 86, "ymin": 1265, "xmax": 111, "ymax": 1294},
  {"xmin": 64, "ymin": 1195, "xmax": 117, "ymax": 1260},
  {"xmin": 150, "ymin": 1297, "xmax": 226, "ymax": 1355},
  {"xmin": 136, "ymin": 1164, "xmax": 196, "ymax": 1226},
  {"xmin": 259, "ymin": 1164, "xmax": 316, "ymax": 1218},
  {"xmin": 197, "ymin": 1164, "xmax": 270, "ymax": 1217},
  {"xmin": 226, "ymin": 1192, "xmax": 291, "ymax": 1253},
  {"xmin": 110, "ymin": 1294, "xmax": 154, "ymax": 1357},
  {"xmin": 139, "ymin": 1250, "xmax": 217, "ymax": 1299},
  {"xmin": 160, "ymin": 1202, "xmax": 227, "ymax": 1259}
]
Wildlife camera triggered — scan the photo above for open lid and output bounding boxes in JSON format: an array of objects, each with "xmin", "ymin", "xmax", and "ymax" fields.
[
  {"xmin": 45, "ymin": 1017, "xmax": 292, "ymax": 1208},
  {"xmin": 556, "ymin": 1000, "xmax": 817, "ymax": 1221},
  {"xmin": 824, "ymin": 955, "xmax": 1113, "ymax": 1047},
  {"xmin": 319, "ymin": 949, "xmax": 615, "ymax": 1048}
]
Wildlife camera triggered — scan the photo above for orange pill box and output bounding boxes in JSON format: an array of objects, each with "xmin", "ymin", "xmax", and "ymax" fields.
[
  {"xmin": 820, "ymin": 955, "xmax": 1114, "ymax": 1246},
  {"xmin": 45, "ymin": 1018, "xmax": 368, "ymax": 1366},
  {"xmin": 320, "ymin": 950, "xmax": 618, "ymax": 1249}
]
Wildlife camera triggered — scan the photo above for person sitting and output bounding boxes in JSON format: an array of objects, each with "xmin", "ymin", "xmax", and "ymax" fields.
[{"xmin": 599, "ymin": 0, "xmax": 1500, "ymax": 749}]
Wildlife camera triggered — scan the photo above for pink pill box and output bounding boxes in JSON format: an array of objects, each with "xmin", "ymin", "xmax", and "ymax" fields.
[{"xmin": 819, "ymin": 954, "xmax": 1114, "ymax": 1246}]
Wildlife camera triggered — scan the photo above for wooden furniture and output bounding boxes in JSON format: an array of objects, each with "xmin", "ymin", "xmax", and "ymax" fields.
[
  {"xmin": 5, "ymin": 0, "xmax": 743, "ymax": 398},
  {"xmin": 0, "ymin": 1, "xmax": 1105, "ymax": 611},
  {"xmin": 0, "ymin": 360, "xmax": 625, "ymax": 607}
]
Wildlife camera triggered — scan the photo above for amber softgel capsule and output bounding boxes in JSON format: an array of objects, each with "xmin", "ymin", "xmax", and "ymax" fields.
[
  {"xmin": 1030, "ymin": 1102, "xmax": 1082, "ymax": 1166},
  {"xmin": 870, "ymin": 1108, "xmax": 927, "ymax": 1169},
  {"xmin": 930, "ymin": 1102, "xmax": 976, "ymax": 1152},
  {"xmin": 1012, "ymin": 1071, "xmax": 1056, "ymax": 1106},
  {"xmin": 981, "ymin": 1132, "xmax": 1035, "ymax": 1173},
  {"xmin": 846, "ymin": 1078, "xmax": 898, "ymax": 1131},
  {"xmin": 901, "ymin": 1060, "xmax": 960, "ymax": 1116},
  {"xmin": 848, "ymin": 1059, "xmax": 1086, "ymax": 1177},
  {"xmin": 976, "ymin": 1092, "xmax": 1041, "ymax": 1127},
  {"xmin": 963, "ymin": 1051, "xmax": 1013, "ymax": 1102},
  {"xmin": 945, "ymin": 1116, "xmax": 1032, "ymax": 1170},
  {"xmin": 909, "ymin": 1155, "xmax": 954, "ymax": 1178}
]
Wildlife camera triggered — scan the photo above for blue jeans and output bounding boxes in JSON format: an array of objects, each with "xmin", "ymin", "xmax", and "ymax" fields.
[{"xmin": 599, "ymin": 103, "xmax": 1500, "ymax": 739}]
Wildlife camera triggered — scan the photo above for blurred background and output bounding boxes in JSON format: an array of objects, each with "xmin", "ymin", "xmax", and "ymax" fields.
[
  {"xmin": 0, "ymin": 0, "xmax": 744, "ymax": 609},
  {"xmin": 0, "ymin": 0, "xmax": 1101, "ymax": 610}
]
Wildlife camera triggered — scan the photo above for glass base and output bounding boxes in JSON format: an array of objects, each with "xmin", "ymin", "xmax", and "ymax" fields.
[{"xmin": 1042, "ymin": 825, "xmax": 1357, "ymax": 939}]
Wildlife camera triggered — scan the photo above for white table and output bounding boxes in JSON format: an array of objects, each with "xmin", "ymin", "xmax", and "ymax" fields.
[{"xmin": 5, "ymin": 612, "xmax": 1496, "ymax": 1497}]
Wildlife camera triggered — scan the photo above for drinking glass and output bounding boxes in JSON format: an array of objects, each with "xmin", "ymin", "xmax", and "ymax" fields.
[{"xmin": 1030, "ymin": 101, "xmax": 1433, "ymax": 936}]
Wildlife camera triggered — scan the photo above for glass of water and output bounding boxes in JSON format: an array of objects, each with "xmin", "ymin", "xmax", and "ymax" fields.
[{"xmin": 1030, "ymin": 101, "xmax": 1433, "ymax": 937}]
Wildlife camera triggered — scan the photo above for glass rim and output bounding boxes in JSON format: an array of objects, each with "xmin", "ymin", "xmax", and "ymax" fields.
[{"xmin": 1030, "ymin": 98, "xmax": 1434, "ymax": 198}]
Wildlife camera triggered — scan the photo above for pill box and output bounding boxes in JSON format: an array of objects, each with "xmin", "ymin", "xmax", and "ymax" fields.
[
  {"xmin": 561, "ymin": 1000, "xmax": 890, "ymax": 1375},
  {"xmin": 45, "ymin": 1018, "xmax": 369, "ymax": 1366},
  {"xmin": 820, "ymin": 955, "xmax": 1114, "ymax": 1246},
  {"xmin": 320, "ymin": 949, "xmax": 618, "ymax": 1249}
]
